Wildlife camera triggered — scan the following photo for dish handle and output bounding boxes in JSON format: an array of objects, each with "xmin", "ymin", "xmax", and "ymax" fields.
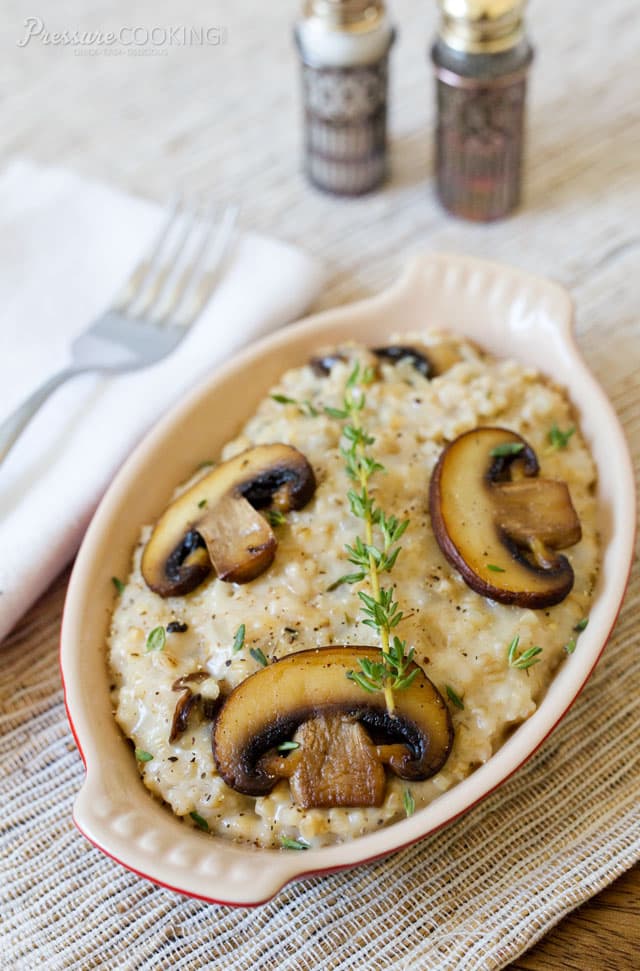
[{"xmin": 380, "ymin": 251, "xmax": 576, "ymax": 357}]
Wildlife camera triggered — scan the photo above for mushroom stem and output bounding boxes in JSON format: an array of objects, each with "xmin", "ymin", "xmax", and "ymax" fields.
[
  {"xmin": 258, "ymin": 750, "xmax": 302, "ymax": 779},
  {"xmin": 529, "ymin": 536, "xmax": 557, "ymax": 570},
  {"xmin": 376, "ymin": 743, "xmax": 413, "ymax": 774}
]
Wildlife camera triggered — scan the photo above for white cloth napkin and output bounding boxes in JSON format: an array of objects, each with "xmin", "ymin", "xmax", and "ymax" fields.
[{"xmin": 0, "ymin": 160, "xmax": 325, "ymax": 642}]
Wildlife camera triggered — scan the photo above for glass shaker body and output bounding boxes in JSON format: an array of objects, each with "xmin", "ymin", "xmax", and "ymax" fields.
[
  {"xmin": 432, "ymin": 37, "xmax": 533, "ymax": 221},
  {"xmin": 295, "ymin": 20, "xmax": 395, "ymax": 196}
]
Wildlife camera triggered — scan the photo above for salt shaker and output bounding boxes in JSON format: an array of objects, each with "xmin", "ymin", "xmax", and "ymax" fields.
[
  {"xmin": 294, "ymin": 0, "xmax": 395, "ymax": 196},
  {"xmin": 431, "ymin": 0, "xmax": 534, "ymax": 221}
]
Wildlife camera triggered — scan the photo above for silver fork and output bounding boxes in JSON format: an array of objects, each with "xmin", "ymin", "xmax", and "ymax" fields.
[{"xmin": 0, "ymin": 199, "xmax": 238, "ymax": 465}]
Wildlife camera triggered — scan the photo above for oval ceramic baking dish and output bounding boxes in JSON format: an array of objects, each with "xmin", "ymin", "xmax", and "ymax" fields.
[{"xmin": 60, "ymin": 252, "xmax": 635, "ymax": 905}]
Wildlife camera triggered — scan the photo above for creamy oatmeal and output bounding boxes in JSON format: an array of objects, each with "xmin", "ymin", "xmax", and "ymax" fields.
[{"xmin": 108, "ymin": 334, "xmax": 598, "ymax": 848}]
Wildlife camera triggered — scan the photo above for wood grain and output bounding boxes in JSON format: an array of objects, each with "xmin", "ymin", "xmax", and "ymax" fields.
[{"xmin": 511, "ymin": 865, "xmax": 640, "ymax": 971}]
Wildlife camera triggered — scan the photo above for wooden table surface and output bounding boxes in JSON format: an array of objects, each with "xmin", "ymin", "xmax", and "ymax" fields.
[
  {"xmin": 512, "ymin": 867, "xmax": 639, "ymax": 970},
  {"xmin": 2, "ymin": 0, "xmax": 638, "ymax": 966}
]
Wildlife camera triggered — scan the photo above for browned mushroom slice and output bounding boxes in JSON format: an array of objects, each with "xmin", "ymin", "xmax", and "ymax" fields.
[
  {"xmin": 309, "ymin": 351, "xmax": 347, "ymax": 376},
  {"xmin": 373, "ymin": 343, "xmax": 461, "ymax": 378},
  {"xmin": 141, "ymin": 444, "xmax": 316, "ymax": 597},
  {"xmin": 169, "ymin": 672, "xmax": 221, "ymax": 741},
  {"xmin": 169, "ymin": 689, "xmax": 200, "ymax": 743},
  {"xmin": 424, "ymin": 341, "xmax": 463, "ymax": 376},
  {"xmin": 429, "ymin": 427, "xmax": 582, "ymax": 608},
  {"xmin": 212, "ymin": 646, "xmax": 453, "ymax": 806},
  {"xmin": 373, "ymin": 345, "xmax": 434, "ymax": 378}
]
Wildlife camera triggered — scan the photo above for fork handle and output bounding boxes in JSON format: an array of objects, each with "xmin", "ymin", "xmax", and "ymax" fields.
[{"xmin": 0, "ymin": 367, "xmax": 88, "ymax": 465}]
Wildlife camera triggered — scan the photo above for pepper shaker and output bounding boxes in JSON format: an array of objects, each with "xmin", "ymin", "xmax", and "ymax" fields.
[
  {"xmin": 294, "ymin": 0, "xmax": 395, "ymax": 196},
  {"xmin": 431, "ymin": 0, "xmax": 534, "ymax": 221}
]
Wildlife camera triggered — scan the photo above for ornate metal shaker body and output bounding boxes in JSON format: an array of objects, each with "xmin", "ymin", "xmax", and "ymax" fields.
[
  {"xmin": 432, "ymin": 0, "xmax": 534, "ymax": 221},
  {"xmin": 295, "ymin": 0, "xmax": 395, "ymax": 195}
]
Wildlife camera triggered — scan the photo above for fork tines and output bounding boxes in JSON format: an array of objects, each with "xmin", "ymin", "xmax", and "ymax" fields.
[{"xmin": 115, "ymin": 198, "xmax": 238, "ymax": 327}]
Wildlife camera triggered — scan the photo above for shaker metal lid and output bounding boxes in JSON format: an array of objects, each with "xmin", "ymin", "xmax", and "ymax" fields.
[
  {"xmin": 303, "ymin": 0, "xmax": 386, "ymax": 32},
  {"xmin": 437, "ymin": 0, "xmax": 527, "ymax": 54}
]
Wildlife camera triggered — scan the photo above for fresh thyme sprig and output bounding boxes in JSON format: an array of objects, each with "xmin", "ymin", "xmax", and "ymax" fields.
[
  {"xmin": 347, "ymin": 636, "xmax": 418, "ymax": 697},
  {"xmin": 327, "ymin": 362, "xmax": 413, "ymax": 713},
  {"xmin": 271, "ymin": 393, "xmax": 319, "ymax": 417},
  {"xmin": 548, "ymin": 422, "xmax": 575, "ymax": 451},
  {"xmin": 507, "ymin": 634, "xmax": 543, "ymax": 671}
]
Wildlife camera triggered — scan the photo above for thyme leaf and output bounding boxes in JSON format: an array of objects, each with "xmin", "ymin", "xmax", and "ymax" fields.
[
  {"xmin": 280, "ymin": 836, "xmax": 310, "ymax": 851},
  {"xmin": 271, "ymin": 393, "xmax": 318, "ymax": 417},
  {"xmin": 548, "ymin": 422, "xmax": 575, "ymax": 450},
  {"xmin": 277, "ymin": 741, "xmax": 300, "ymax": 752},
  {"xmin": 265, "ymin": 509, "xmax": 287, "ymax": 527},
  {"xmin": 403, "ymin": 789, "xmax": 415, "ymax": 817},
  {"xmin": 302, "ymin": 399, "xmax": 319, "ymax": 417},
  {"xmin": 189, "ymin": 811, "xmax": 209, "ymax": 832},
  {"xmin": 361, "ymin": 364, "xmax": 377, "ymax": 386},
  {"xmin": 490, "ymin": 442, "xmax": 525, "ymax": 458},
  {"xmin": 507, "ymin": 635, "xmax": 543, "ymax": 670},
  {"xmin": 232, "ymin": 624, "xmax": 246, "ymax": 654},
  {"xmin": 271, "ymin": 393, "xmax": 297, "ymax": 405},
  {"xmin": 565, "ymin": 617, "xmax": 589, "ymax": 654},
  {"xmin": 324, "ymin": 405, "xmax": 349, "ymax": 420},
  {"xmin": 111, "ymin": 576, "xmax": 125, "ymax": 595},
  {"xmin": 146, "ymin": 626, "xmax": 166, "ymax": 652},
  {"xmin": 135, "ymin": 749, "xmax": 153, "ymax": 762},
  {"xmin": 327, "ymin": 573, "xmax": 361, "ymax": 591},
  {"xmin": 487, "ymin": 563, "xmax": 505, "ymax": 573},
  {"xmin": 445, "ymin": 685, "xmax": 465, "ymax": 710},
  {"xmin": 250, "ymin": 647, "xmax": 268, "ymax": 667}
]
